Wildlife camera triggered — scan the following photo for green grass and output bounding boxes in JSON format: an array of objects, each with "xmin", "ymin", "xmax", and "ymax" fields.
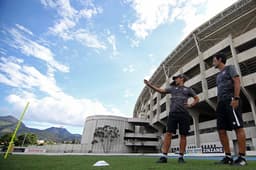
[{"xmin": 0, "ymin": 155, "xmax": 255, "ymax": 170}]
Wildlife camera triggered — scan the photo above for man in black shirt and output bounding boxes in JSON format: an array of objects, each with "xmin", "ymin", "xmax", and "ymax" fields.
[
  {"xmin": 144, "ymin": 74, "xmax": 199, "ymax": 163},
  {"xmin": 213, "ymin": 53, "xmax": 247, "ymax": 166}
]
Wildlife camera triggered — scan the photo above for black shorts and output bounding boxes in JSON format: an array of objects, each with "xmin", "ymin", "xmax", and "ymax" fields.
[
  {"xmin": 167, "ymin": 112, "xmax": 190, "ymax": 135},
  {"xmin": 216, "ymin": 99, "xmax": 244, "ymax": 131}
]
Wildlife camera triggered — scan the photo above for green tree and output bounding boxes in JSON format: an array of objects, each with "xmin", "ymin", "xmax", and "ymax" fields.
[
  {"xmin": 0, "ymin": 133, "xmax": 17, "ymax": 146},
  {"xmin": 93, "ymin": 125, "xmax": 120, "ymax": 153},
  {"xmin": 0, "ymin": 133, "xmax": 17, "ymax": 152},
  {"xmin": 16, "ymin": 133, "xmax": 37, "ymax": 146}
]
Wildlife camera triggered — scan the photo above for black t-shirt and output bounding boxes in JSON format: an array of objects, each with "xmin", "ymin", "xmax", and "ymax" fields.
[
  {"xmin": 165, "ymin": 85, "xmax": 196, "ymax": 113},
  {"xmin": 216, "ymin": 65, "xmax": 239, "ymax": 101}
]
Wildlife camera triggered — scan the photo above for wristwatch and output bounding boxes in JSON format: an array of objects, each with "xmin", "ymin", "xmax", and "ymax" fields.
[{"xmin": 233, "ymin": 97, "xmax": 240, "ymax": 100}]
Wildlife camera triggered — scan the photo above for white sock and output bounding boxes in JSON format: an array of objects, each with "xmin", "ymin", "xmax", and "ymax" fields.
[
  {"xmin": 239, "ymin": 155, "xmax": 245, "ymax": 160},
  {"xmin": 225, "ymin": 154, "xmax": 232, "ymax": 158},
  {"xmin": 161, "ymin": 153, "xmax": 168, "ymax": 158}
]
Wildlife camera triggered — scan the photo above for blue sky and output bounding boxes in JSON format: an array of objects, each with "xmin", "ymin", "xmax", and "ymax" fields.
[{"xmin": 0, "ymin": 0, "xmax": 237, "ymax": 134}]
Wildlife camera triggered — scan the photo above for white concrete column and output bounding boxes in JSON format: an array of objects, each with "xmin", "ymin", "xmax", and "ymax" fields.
[
  {"xmin": 156, "ymin": 93, "xmax": 161, "ymax": 120},
  {"xmin": 252, "ymin": 138, "xmax": 256, "ymax": 150},
  {"xmin": 148, "ymin": 89, "xmax": 154, "ymax": 122},
  {"xmin": 193, "ymin": 34, "xmax": 216, "ymax": 110},
  {"xmin": 228, "ymin": 34, "xmax": 256, "ymax": 125},
  {"xmin": 190, "ymin": 111, "xmax": 200, "ymax": 147}
]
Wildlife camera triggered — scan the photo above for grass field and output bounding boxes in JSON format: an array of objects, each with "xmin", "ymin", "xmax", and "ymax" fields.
[{"xmin": 0, "ymin": 155, "xmax": 256, "ymax": 170}]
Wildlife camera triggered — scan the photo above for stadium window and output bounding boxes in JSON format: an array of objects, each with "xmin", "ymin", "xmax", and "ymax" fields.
[
  {"xmin": 206, "ymin": 74, "xmax": 217, "ymax": 89},
  {"xmin": 190, "ymin": 82, "xmax": 202, "ymax": 94},
  {"xmin": 153, "ymin": 110, "xmax": 157, "ymax": 116},
  {"xmin": 236, "ymin": 38, "xmax": 256, "ymax": 53},
  {"xmin": 184, "ymin": 65, "xmax": 200, "ymax": 80},
  {"xmin": 160, "ymin": 103, "xmax": 166, "ymax": 113},
  {"xmin": 161, "ymin": 93, "xmax": 165, "ymax": 99},
  {"xmin": 187, "ymin": 131, "xmax": 194, "ymax": 136},
  {"xmin": 239, "ymin": 57, "xmax": 256, "ymax": 76},
  {"xmin": 199, "ymin": 127, "xmax": 217, "ymax": 134},
  {"xmin": 153, "ymin": 97, "xmax": 157, "ymax": 105},
  {"xmin": 244, "ymin": 120, "xmax": 255, "ymax": 128}
]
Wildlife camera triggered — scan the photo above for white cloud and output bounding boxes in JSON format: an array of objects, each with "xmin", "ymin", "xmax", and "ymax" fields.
[
  {"xmin": 7, "ymin": 25, "xmax": 69, "ymax": 73},
  {"xmin": 41, "ymin": 0, "xmax": 105, "ymax": 49},
  {"xmin": 41, "ymin": 0, "xmax": 77, "ymax": 18},
  {"xmin": 6, "ymin": 92, "xmax": 124, "ymax": 126},
  {"xmin": 0, "ymin": 24, "xmax": 123, "ymax": 127},
  {"xmin": 49, "ymin": 20, "xmax": 106, "ymax": 49},
  {"xmin": 123, "ymin": 64, "xmax": 135, "ymax": 73},
  {"xmin": 124, "ymin": 89, "xmax": 134, "ymax": 98},
  {"xmin": 41, "ymin": 0, "xmax": 102, "ymax": 20},
  {"xmin": 74, "ymin": 29, "xmax": 106, "ymax": 49},
  {"xmin": 0, "ymin": 56, "xmax": 62, "ymax": 96},
  {"xmin": 0, "ymin": 48, "xmax": 7, "ymax": 55},
  {"xmin": 128, "ymin": 0, "xmax": 177, "ymax": 39},
  {"xmin": 0, "ymin": 57, "xmax": 24, "ymax": 87},
  {"xmin": 0, "ymin": 56, "xmax": 126, "ymax": 126},
  {"xmin": 144, "ymin": 65, "xmax": 158, "ymax": 80},
  {"xmin": 170, "ymin": 0, "xmax": 238, "ymax": 39},
  {"xmin": 15, "ymin": 24, "xmax": 34, "ymax": 36},
  {"xmin": 49, "ymin": 18, "xmax": 76, "ymax": 40},
  {"xmin": 0, "ymin": 1, "xmax": 129, "ymax": 131},
  {"xmin": 128, "ymin": 0, "xmax": 238, "ymax": 40},
  {"xmin": 130, "ymin": 38, "xmax": 140, "ymax": 48},
  {"xmin": 78, "ymin": 7, "xmax": 103, "ymax": 19},
  {"xmin": 107, "ymin": 34, "xmax": 119, "ymax": 57},
  {"xmin": 119, "ymin": 24, "xmax": 127, "ymax": 34}
]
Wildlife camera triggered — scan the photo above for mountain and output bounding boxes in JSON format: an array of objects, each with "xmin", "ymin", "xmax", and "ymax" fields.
[
  {"xmin": 0, "ymin": 115, "xmax": 28, "ymax": 134},
  {"xmin": 0, "ymin": 115, "xmax": 81, "ymax": 143}
]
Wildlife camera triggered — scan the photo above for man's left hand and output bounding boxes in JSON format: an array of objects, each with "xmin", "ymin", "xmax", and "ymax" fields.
[{"xmin": 230, "ymin": 100, "xmax": 239, "ymax": 108}]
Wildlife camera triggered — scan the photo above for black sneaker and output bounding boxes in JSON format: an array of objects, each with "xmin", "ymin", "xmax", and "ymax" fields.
[
  {"xmin": 178, "ymin": 157, "xmax": 186, "ymax": 164},
  {"xmin": 214, "ymin": 156, "xmax": 233, "ymax": 165},
  {"xmin": 156, "ymin": 156, "xmax": 167, "ymax": 163},
  {"xmin": 233, "ymin": 157, "xmax": 247, "ymax": 166}
]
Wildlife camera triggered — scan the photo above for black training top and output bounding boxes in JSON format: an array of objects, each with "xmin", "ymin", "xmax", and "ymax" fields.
[
  {"xmin": 165, "ymin": 85, "xmax": 196, "ymax": 113},
  {"xmin": 216, "ymin": 65, "xmax": 239, "ymax": 101}
]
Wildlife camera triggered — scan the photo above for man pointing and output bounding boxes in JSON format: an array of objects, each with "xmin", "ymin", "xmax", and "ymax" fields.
[{"xmin": 144, "ymin": 74, "xmax": 199, "ymax": 163}]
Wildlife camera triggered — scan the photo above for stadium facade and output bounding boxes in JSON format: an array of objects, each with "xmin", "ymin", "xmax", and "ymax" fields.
[
  {"xmin": 81, "ymin": 115, "xmax": 132, "ymax": 153},
  {"xmin": 81, "ymin": 0, "xmax": 256, "ymax": 154}
]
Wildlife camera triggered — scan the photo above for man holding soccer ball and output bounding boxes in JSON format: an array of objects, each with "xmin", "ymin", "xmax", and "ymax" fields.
[{"xmin": 144, "ymin": 74, "xmax": 199, "ymax": 163}]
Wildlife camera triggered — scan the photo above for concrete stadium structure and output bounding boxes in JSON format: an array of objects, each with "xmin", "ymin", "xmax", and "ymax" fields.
[
  {"xmin": 132, "ymin": 0, "xmax": 256, "ymax": 154},
  {"xmin": 81, "ymin": 0, "xmax": 256, "ymax": 154},
  {"xmin": 81, "ymin": 115, "xmax": 132, "ymax": 153}
]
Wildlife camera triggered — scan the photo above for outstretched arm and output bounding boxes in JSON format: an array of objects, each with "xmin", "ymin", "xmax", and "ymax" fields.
[{"xmin": 144, "ymin": 79, "xmax": 167, "ymax": 94}]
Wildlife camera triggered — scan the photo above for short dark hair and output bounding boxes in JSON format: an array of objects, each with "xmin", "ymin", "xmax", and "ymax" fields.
[{"xmin": 214, "ymin": 53, "xmax": 226, "ymax": 64}]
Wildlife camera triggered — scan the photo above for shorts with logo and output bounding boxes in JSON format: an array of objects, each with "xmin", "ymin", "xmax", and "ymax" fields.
[
  {"xmin": 167, "ymin": 112, "xmax": 190, "ymax": 135},
  {"xmin": 216, "ymin": 99, "xmax": 243, "ymax": 131}
]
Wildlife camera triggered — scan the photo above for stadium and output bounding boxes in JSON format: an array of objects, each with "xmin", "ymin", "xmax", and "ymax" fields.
[{"xmin": 81, "ymin": 0, "xmax": 256, "ymax": 154}]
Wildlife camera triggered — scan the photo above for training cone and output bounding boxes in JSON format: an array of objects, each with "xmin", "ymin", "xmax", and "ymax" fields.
[{"xmin": 93, "ymin": 160, "xmax": 110, "ymax": 167}]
